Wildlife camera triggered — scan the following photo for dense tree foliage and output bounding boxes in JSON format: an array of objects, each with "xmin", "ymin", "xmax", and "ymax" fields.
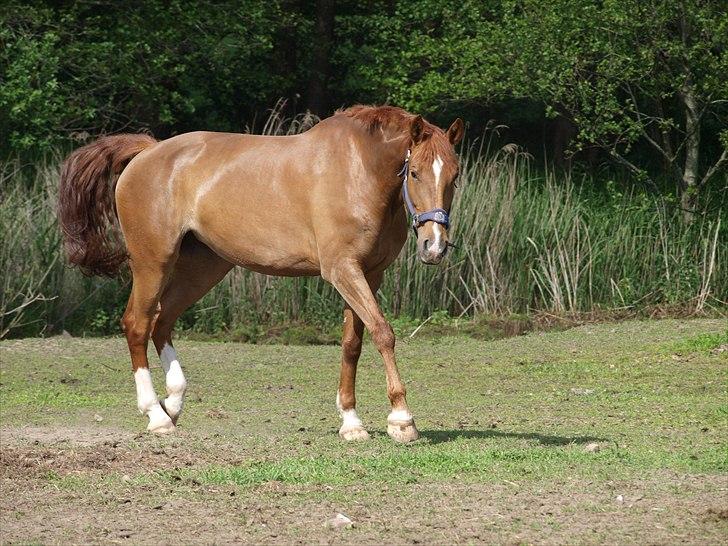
[
  {"xmin": 1, "ymin": 0, "xmax": 725, "ymax": 212},
  {"xmin": 1, "ymin": 1, "xmax": 292, "ymax": 151}
]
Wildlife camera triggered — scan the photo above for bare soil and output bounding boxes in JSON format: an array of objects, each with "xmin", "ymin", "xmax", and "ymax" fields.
[{"xmin": 2, "ymin": 426, "xmax": 726, "ymax": 545}]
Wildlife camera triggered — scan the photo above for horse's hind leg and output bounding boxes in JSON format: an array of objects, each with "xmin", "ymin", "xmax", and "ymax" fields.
[
  {"xmin": 151, "ymin": 235, "xmax": 233, "ymax": 424},
  {"xmin": 122, "ymin": 259, "xmax": 178, "ymax": 434}
]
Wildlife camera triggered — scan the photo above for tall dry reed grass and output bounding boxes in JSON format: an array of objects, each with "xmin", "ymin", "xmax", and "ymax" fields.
[{"xmin": 1, "ymin": 110, "xmax": 725, "ymax": 338}]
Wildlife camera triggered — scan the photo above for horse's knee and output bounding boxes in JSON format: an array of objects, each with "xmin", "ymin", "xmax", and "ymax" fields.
[
  {"xmin": 120, "ymin": 311, "xmax": 131, "ymax": 334},
  {"xmin": 371, "ymin": 321, "xmax": 395, "ymax": 352},
  {"xmin": 121, "ymin": 313, "xmax": 141, "ymax": 343}
]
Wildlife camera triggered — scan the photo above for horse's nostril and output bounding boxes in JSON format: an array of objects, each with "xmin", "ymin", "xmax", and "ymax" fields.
[{"xmin": 423, "ymin": 239, "xmax": 431, "ymax": 251}]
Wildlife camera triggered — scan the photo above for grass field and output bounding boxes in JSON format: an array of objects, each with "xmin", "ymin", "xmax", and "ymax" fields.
[{"xmin": 1, "ymin": 319, "xmax": 726, "ymax": 544}]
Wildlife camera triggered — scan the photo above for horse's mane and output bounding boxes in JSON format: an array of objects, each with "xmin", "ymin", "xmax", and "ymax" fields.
[{"xmin": 336, "ymin": 105, "xmax": 453, "ymax": 163}]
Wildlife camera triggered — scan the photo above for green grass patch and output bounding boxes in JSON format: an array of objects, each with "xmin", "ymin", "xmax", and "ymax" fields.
[
  {"xmin": 153, "ymin": 441, "xmax": 726, "ymax": 488},
  {"xmin": 0, "ymin": 385, "xmax": 118, "ymax": 408},
  {"xmin": 672, "ymin": 331, "xmax": 728, "ymax": 353}
]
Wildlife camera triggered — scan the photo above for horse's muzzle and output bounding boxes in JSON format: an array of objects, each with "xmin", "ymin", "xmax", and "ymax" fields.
[{"xmin": 417, "ymin": 226, "xmax": 449, "ymax": 265}]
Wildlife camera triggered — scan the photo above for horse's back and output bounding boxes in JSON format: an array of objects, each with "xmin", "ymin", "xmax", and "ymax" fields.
[
  {"xmin": 116, "ymin": 130, "xmax": 292, "ymax": 216},
  {"xmin": 114, "ymin": 121, "xmax": 403, "ymax": 276},
  {"xmin": 116, "ymin": 130, "xmax": 325, "ymax": 274},
  {"xmin": 117, "ymin": 120, "xmax": 360, "ymax": 204}
]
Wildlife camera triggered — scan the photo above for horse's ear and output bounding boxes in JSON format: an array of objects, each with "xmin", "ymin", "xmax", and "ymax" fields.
[
  {"xmin": 447, "ymin": 118, "xmax": 464, "ymax": 145},
  {"xmin": 410, "ymin": 115, "xmax": 425, "ymax": 145}
]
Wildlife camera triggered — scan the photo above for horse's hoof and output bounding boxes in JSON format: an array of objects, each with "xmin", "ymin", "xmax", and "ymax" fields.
[
  {"xmin": 160, "ymin": 398, "xmax": 182, "ymax": 425},
  {"xmin": 387, "ymin": 420, "xmax": 419, "ymax": 443},
  {"xmin": 147, "ymin": 414, "xmax": 176, "ymax": 434},
  {"xmin": 339, "ymin": 426, "xmax": 370, "ymax": 441},
  {"xmin": 148, "ymin": 421, "xmax": 176, "ymax": 434}
]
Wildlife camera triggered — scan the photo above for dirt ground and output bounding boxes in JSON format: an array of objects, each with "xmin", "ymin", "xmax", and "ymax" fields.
[
  {"xmin": 1, "ymin": 425, "xmax": 726, "ymax": 545},
  {"xmin": 1, "ymin": 319, "xmax": 726, "ymax": 544}
]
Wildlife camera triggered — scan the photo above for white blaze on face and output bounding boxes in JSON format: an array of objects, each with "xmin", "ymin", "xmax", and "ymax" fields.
[
  {"xmin": 432, "ymin": 223, "xmax": 446, "ymax": 253},
  {"xmin": 432, "ymin": 155, "xmax": 444, "ymax": 190},
  {"xmin": 160, "ymin": 343, "xmax": 187, "ymax": 418},
  {"xmin": 430, "ymin": 155, "xmax": 447, "ymax": 253}
]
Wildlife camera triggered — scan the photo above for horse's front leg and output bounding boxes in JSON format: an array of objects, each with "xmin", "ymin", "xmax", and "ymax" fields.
[
  {"xmin": 337, "ymin": 304, "xmax": 369, "ymax": 440},
  {"xmin": 328, "ymin": 263, "xmax": 419, "ymax": 443}
]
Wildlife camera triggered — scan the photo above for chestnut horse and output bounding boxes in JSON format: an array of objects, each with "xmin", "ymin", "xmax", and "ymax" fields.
[{"xmin": 58, "ymin": 105, "xmax": 463, "ymax": 443}]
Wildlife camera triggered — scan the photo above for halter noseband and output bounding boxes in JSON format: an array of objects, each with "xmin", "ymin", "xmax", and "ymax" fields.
[{"xmin": 399, "ymin": 149, "xmax": 450, "ymax": 234}]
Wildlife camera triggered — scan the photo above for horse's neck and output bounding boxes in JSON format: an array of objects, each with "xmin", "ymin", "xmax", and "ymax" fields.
[
  {"xmin": 367, "ymin": 130, "xmax": 410, "ymax": 182},
  {"xmin": 361, "ymin": 133, "xmax": 411, "ymax": 217},
  {"xmin": 321, "ymin": 117, "xmax": 411, "ymax": 206}
]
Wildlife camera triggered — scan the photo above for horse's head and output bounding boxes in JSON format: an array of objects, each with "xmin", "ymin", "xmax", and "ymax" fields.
[{"xmin": 404, "ymin": 116, "xmax": 464, "ymax": 265}]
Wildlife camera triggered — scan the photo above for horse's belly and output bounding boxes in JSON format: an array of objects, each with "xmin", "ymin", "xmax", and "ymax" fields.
[
  {"xmin": 192, "ymin": 222, "xmax": 320, "ymax": 277},
  {"xmin": 188, "ymin": 164, "xmax": 322, "ymax": 275}
]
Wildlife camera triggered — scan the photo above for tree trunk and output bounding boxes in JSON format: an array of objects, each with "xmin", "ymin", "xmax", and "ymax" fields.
[
  {"xmin": 654, "ymin": 98, "xmax": 682, "ymax": 191},
  {"xmin": 306, "ymin": 0, "xmax": 335, "ymax": 116},
  {"xmin": 679, "ymin": 76, "xmax": 700, "ymax": 224},
  {"xmin": 277, "ymin": 1, "xmax": 303, "ymax": 111},
  {"xmin": 678, "ymin": 13, "xmax": 701, "ymax": 224},
  {"xmin": 551, "ymin": 113, "xmax": 576, "ymax": 169}
]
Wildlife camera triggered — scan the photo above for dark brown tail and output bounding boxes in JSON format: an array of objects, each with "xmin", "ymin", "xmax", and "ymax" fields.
[{"xmin": 58, "ymin": 134, "xmax": 157, "ymax": 276}]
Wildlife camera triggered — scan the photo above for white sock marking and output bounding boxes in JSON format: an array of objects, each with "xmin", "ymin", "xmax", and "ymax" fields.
[
  {"xmin": 160, "ymin": 343, "xmax": 187, "ymax": 418},
  {"xmin": 341, "ymin": 409, "xmax": 364, "ymax": 430},
  {"xmin": 337, "ymin": 391, "xmax": 364, "ymax": 431},
  {"xmin": 134, "ymin": 368, "xmax": 170, "ymax": 429},
  {"xmin": 134, "ymin": 368, "xmax": 158, "ymax": 414},
  {"xmin": 388, "ymin": 408, "xmax": 413, "ymax": 424}
]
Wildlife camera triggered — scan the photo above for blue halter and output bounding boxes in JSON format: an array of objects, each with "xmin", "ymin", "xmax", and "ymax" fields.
[{"xmin": 398, "ymin": 149, "xmax": 450, "ymax": 233}]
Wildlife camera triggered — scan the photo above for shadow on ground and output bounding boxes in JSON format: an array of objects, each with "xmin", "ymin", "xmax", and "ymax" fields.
[{"xmin": 420, "ymin": 429, "xmax": 608, "ymax": 446}]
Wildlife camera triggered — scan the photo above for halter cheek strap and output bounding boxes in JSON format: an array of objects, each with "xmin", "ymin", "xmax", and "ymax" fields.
[{"xmin": 399, "ymin": 149, "xmax": 450, "ymax": 233}]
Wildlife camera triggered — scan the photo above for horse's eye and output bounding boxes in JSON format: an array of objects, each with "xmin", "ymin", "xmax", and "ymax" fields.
[{"xmin": 411, "ymin": 171, "xmax": 419, "ymax": 180}]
